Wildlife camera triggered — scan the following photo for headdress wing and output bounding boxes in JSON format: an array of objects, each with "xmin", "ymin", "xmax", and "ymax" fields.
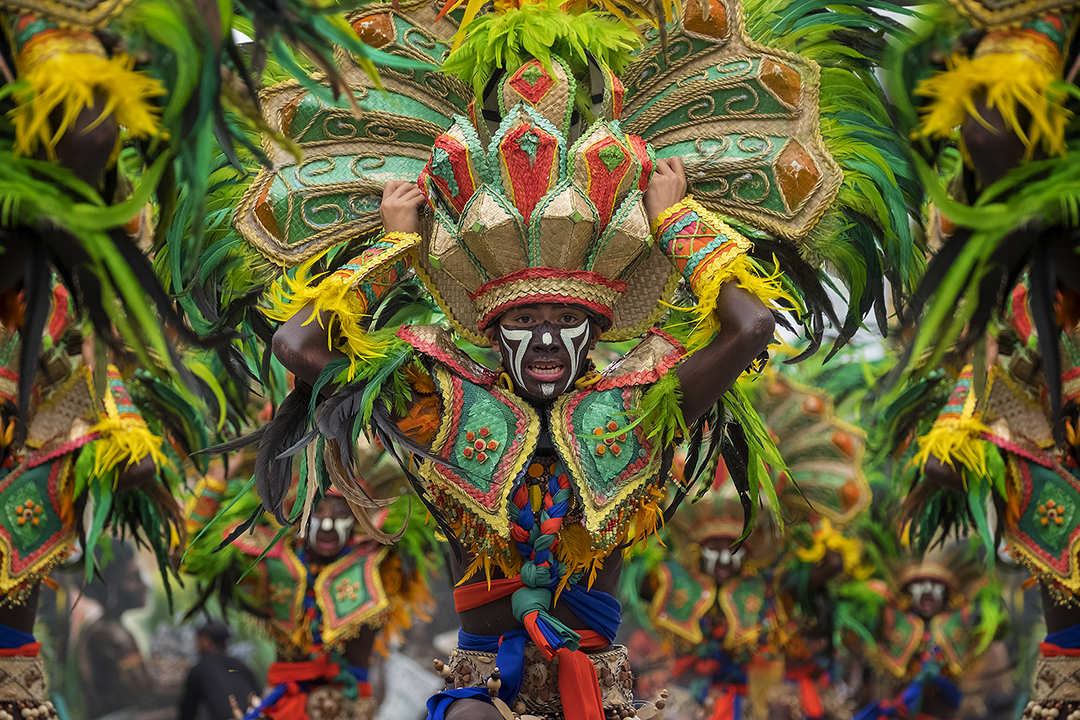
[
  {"xmin": 233, "ymin": 3, "xmax": 470, "ymax": 267},
  {"xmin": 621, "ymin": 0, "xmax": 842, "ymax": 242}
]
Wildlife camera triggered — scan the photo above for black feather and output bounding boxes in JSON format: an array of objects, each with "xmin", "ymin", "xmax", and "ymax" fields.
[
  {"xmin": 254, "ymin": 382, "xmax": 314, "ymax": 524},
  {"xmin": 16, "ymin": 251, "xmax": 50, "ymax": 441}
]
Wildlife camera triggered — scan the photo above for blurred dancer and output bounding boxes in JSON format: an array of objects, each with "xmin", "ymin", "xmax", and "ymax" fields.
[
  {"xmin": 77, "ymin": 543, "xmax": 175, "ymax": 718},
  {"xmin": 178, "ymin": 620, "xmax": 261, "ymax": 720}
]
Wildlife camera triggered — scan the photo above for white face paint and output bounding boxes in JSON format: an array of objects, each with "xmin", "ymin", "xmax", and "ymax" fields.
[
  {"xmin": 909, "ymin": 580, "xmax": 946, "ymax": 603},
  {"xmin": 558, "ymin": 321, "xmax": 590, "ymax": 394},
  {"xmin": 497, "ymin": 318, "xmax": 592, "ymax": 399},
  {"xmin": 500, "ymin": 326, "xmax": 533, "ymax": 393},
  {"xmin": 308, "ymin": 515, "xmax": 355, "ymax": 549},
  {"xmin": 908, "ymin": 580, "xmax": 947, "ymax": 618},
  {"xmin": 334, "ymin": 517, "xmax": 354, "ymax": 546},
  {"xmin": 701, "ymin": 544, "xmax": 744, "ymax": 576}
]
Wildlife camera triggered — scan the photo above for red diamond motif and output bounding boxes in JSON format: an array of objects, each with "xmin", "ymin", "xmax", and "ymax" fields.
[{"xmin": 508, "ymin": 60, "xmax": 556, "ymax": 105}]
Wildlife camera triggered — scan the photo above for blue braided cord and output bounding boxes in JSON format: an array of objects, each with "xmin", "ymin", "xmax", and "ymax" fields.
[
  {"xmin": 0, "ymin": 623, "xmax": 35, "ymax": 649},
  {"xmin": 297, "ymin": 548, "xmax": 324, "ymax": 649},
  {"xmin": 347, "ymin": 665, "xmax": 369, "ymax": 683},
  {"xmin": 1046, "ymin": 623, "xmax": 1080, "ymax": 649}
]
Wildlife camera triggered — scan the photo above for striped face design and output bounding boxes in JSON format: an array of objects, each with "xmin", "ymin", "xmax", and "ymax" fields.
[{"xmin": 498, "ymin": 317, "xmax": 591, "ymax": 401}]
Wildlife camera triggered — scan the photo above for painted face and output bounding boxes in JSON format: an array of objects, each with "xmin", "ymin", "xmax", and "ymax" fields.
[
  {"xmin": 306, "ymin": 495, "xmax": 354, "ymax": 559},
  {"xmin": 495, "ymin": 305, "xmax": 595, "ymax": 401},
  {"xmin": 907, "ymin": 580, "xmax": 947, "ymax": 619},
  {"xmin": 700, "ymin": 536, "xmax": 746, "ymax": 583}
]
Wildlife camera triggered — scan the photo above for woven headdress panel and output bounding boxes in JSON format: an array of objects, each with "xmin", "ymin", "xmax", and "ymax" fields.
[
  {"xmin": 233, "ymin": 2, "xmax": 469, "ymax": 266},
  {"xmin": 621, "ymin": 0, "xmax": 842, "ymax": 242},
  {"xmin": 417, "ymin": 56, "xmax": 678, "ymax": 346}
]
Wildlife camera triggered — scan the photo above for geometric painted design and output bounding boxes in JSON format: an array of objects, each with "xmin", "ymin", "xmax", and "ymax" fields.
[
  {"xmin": 421, "ymin": 365, "xmax": 541, "ymax": 540},
  {"xmin": 501, "ymin": 57, "xmax": 574, "ymax": 137},
  {"xmin": 716, "ymin": 575, "xmax": 770, "ymax": 654},
  {"xmin": 508, "ymin": 60, "xmax": 556, "ymax": 105},
  {"xmin": 497, "ymin": 121, "xmax": 560, "ymax": 226},
  {"xmin": 552, "ymin": 383, "xmax": 662, "ymax": 541},
  {"xmin": 582, "ymin": 137, "xmax": 633, "ymax": 229},
  {"xmin": 315, "ymin": 544, "xmax": 390, "ymax": 646},
  {"xmin": 425, "ymin": 132, "xmax": 481, "ymax": 216},
  {"xmin": 877, "ymin": 605, "xmax": 925, "ymax": 679},
  {"xmin": 1007, "ymin": 455, "xmax": 1080, "ymax": 586},
  {"xmin": 0, "ymin": 459, "xmax": 73, "ymax": 589},
  {"xmin": 229, "ymin": 524, "xmax": 306, "ymax": 640},
  {"xmin": 649, "ymin": 560, "xmax": 716, "ymax": 645}
]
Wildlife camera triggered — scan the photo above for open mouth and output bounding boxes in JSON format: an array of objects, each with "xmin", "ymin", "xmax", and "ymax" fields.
[
  {"xmin": 314, "ymin": 531, "xmax": 340, "ymax": 552},
  {"xmin": 526, "ymin": 362, "xmax": 565, "ymax": 381}
]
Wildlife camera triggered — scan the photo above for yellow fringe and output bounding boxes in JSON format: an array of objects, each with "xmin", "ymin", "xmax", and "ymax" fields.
[
  {"xmin": 12, "ymin": 52, "xmax": 164, "ymax": 160},
  {"xmin": 456, "ymin": 542, "xmax": 523, "ymax": 587},
  {"xmin": 89, "ymin": 416, "xmax": 167, "ymax": 482},
  {"xmin": 912, "ymin": 415, "xmax": 992, "ymax": 481},
  {"xmin": 376, "ymin": 554, "xmax": 434, "ymax": 656},
  {"xmin": 915, "ymin": 51, "xmax": 1069, "ymax": 159},
  {"xmin": 683, "ymin": 254, "xmax": 793, "ymax": 354},
  {"xmin": 795, "ymin": 519, "xmax": 874, "ymax": 580},
  {"xmin": 264, "ymin": 259, "xmax": 395, "ymax": 380}
]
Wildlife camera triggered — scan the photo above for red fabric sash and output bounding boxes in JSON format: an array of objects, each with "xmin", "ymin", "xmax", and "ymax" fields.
[
  {"xmin": 263, "ymin": 657, "xmax": 341, "ymax": 720},
  {"xmin": 0, "ymin": 642, "xmax": 40, "ymax": 657},
  {"xmin": 785, "ymin": 666, "xmax": 825, "ymax": 720},
  {"xmin": 454, "ymin": 583, "xmax": 611, "ymax": 720},
  {"xmin": 454, "ymin": 578, "xmax": 524, "ymax": 611},
  {"xmin": 707, "ymin": 686, "xmax": 746, "ymax": 720},
  {"xmin": 1041, "ymin": 643, "xmax": 1080, "ymax": 657}
]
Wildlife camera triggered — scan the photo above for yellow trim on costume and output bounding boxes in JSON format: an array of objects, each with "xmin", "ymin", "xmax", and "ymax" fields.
[
  {"xmin": 682, "ymin": 254, "xmax": 791, "ymax": 354},
  {"xmin": 314, "ymin": 546, "xmax": 391, "ymax": 648},
  {"xmin": 264, "ymin": 234, "xmax": 420, "ymax": 380},
  {"xmin": 657, "ymin": 198, "xmax": 794, "ymax": 353},
  {"xmin": 795, "ymin": 519, "xmax": 874, "ymax": 580},
  {"xmin": 549, "ymin": 385, "xmax": 665, "ymax": 542},
  {"xmin": 421, "ymin": 365, "xmax": 541, "ymax": 566},
  {"xmin": 916, "ymin": 46, "xmax": 1069, "ymax": 159},
  {"xmin": 12, "ymin": 49, "xmax": 164, "ymax": 161},
  {"xmin": 912, "ymin": 367, "xmax": 994, "ymax": 483},
  {"xmin": 87, "ymin": 367, "xmax": 166, "ymax": 481},
  {"xmin": 649, "ymin": 199, "xmax": 688, "ymax": 238}
]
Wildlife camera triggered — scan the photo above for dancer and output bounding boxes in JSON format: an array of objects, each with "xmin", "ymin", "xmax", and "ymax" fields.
[
  {"xmin": 215, "ymin": 0, "xmax": 919, "ymax": 716},
  {"xmin": 184, "ymin": 446, "xmax": 434, "ymax": 720}
]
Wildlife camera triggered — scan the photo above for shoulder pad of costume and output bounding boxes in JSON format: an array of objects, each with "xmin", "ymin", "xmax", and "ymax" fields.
[
  {"xmin": 397, "ymin": 325, "xmax": 499, "ymax": 386},
  {"xmin": 227, "ymin": 524, "xmax": 290, "ymax": 560},
  {"xmin": 594, "ymin": 328, "xmax": 686, "ymax": 391}
]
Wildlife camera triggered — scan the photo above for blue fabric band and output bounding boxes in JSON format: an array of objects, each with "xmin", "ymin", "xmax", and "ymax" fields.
[
  {"xmin": 0, "ymin": 623, "xmax": 35, "ymax": 649},
  {"xmin": 426, "ymin": 588, "xmax": 621, "ymax": 720},
  {"xmin": 1046, "ymin": 623, "xmax": 1080, "ymax": 649}
]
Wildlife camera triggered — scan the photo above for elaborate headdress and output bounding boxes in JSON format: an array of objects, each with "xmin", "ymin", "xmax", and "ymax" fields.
[
  {"xmin": 415, "ymin": 61, "xmax": 677, "ymax": 345},
  {"xmin": 232, "ymin": 0, "xmax": 920, "ymax": 351}
]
